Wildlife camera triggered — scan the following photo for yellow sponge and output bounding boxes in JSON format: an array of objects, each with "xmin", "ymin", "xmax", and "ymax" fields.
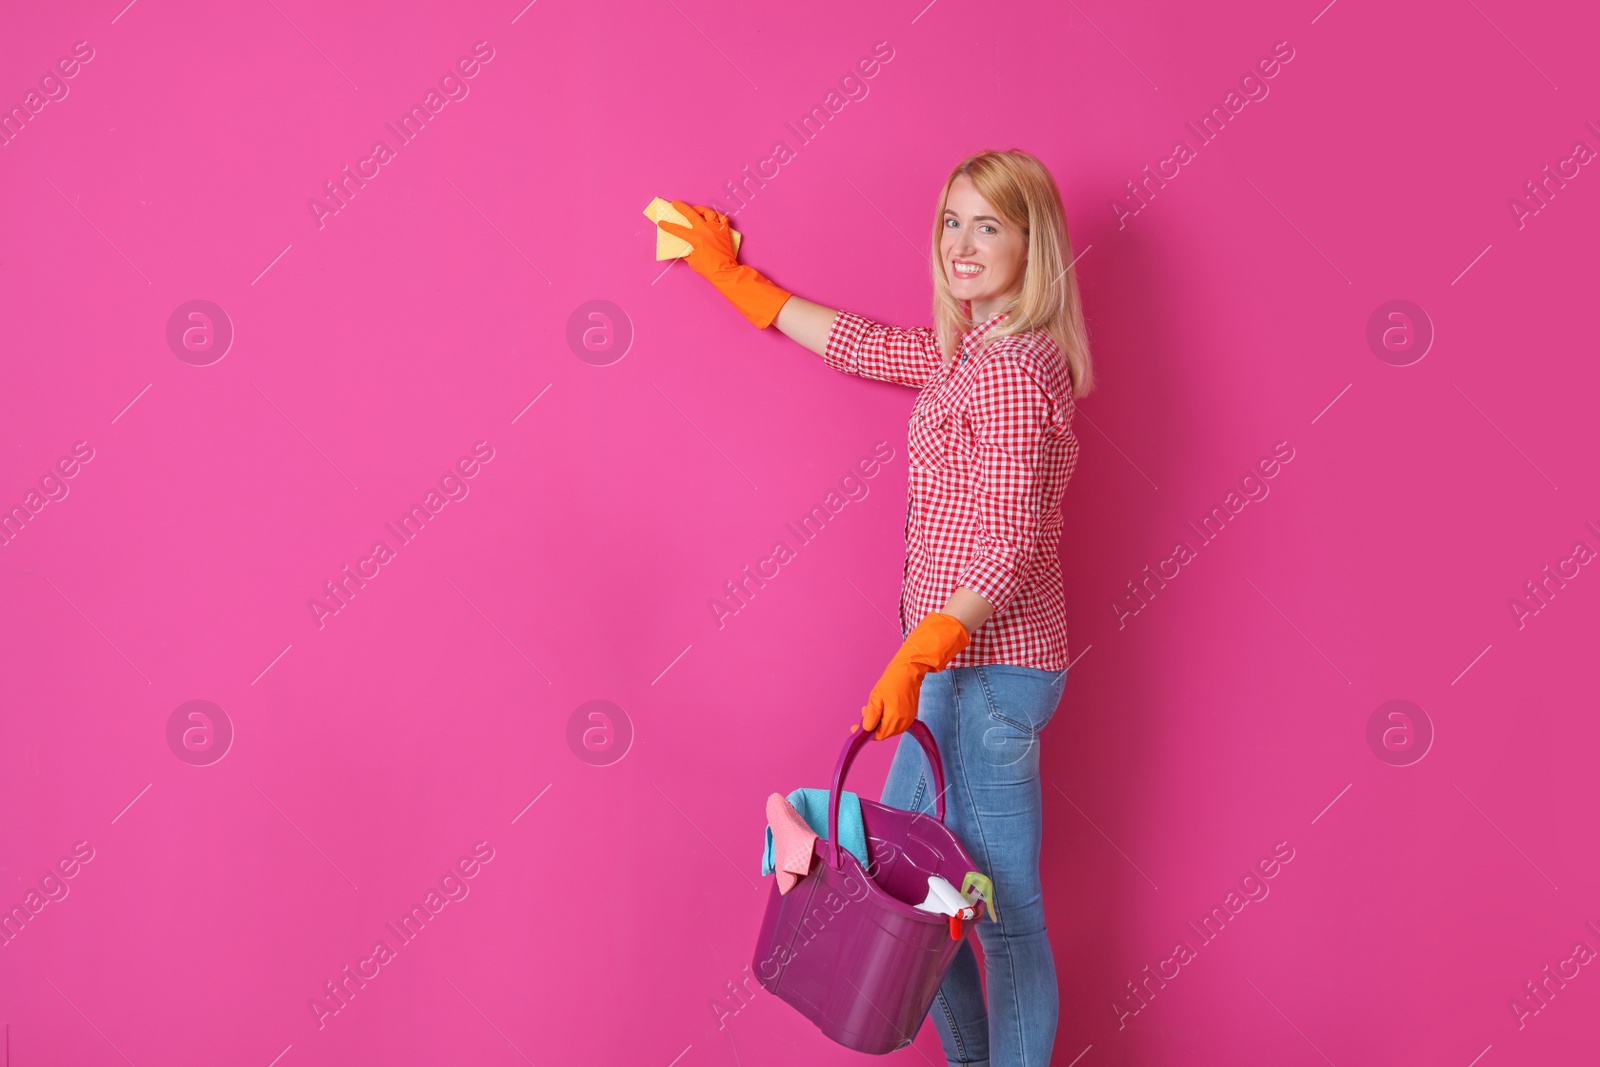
[{"xmin": 644, "ymin": 197, "xmax": 742, "ymax": 261}]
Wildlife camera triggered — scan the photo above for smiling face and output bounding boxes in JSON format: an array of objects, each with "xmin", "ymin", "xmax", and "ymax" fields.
[{"xmin": 940, "ymin": 174, "xmax": 1028, "ymax": 321}]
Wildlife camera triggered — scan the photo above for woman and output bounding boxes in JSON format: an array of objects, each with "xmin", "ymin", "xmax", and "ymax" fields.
[{"xmin": 661, "ymin": 148, "xmax": 1092, "ymax": 1067}]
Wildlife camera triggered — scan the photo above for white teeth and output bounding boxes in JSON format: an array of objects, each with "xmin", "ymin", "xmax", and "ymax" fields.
[{"xmin": 954, "ymin": 263, "xmax": 983, "ymax": 275}]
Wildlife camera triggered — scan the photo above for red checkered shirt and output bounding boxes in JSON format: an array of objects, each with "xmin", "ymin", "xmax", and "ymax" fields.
[{"xmin": 823, "ymin": 309, "xmax": 1081, "ymax": 671}]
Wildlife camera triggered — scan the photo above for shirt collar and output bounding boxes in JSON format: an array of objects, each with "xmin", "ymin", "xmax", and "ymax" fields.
[{"xmin": 961, "ymin": 309, "xmax": 1011, "ymax": 354}]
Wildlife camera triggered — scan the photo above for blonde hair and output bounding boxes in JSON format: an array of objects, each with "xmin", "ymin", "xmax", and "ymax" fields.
[{"xmin": 930, "ymin": 149, "xmax": 1095, "ymax": 399}]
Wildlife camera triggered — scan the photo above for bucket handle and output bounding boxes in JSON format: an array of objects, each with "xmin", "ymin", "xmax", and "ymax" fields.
[{"xmin": 827, "ymin": 720, "xmax": 945, "ymax": 870}]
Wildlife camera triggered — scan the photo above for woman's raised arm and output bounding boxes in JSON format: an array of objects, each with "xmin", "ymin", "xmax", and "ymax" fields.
[
  {"xmin": 773, "ymin": 295, "xmax": 839, "ymax": 357},
  {"xmin": 658, "ymin": 201, "xmax": 836, "ymax": 356},
  {"xmin": 657, "ymin": 201, "xmax": 935, "ymax": 386}
]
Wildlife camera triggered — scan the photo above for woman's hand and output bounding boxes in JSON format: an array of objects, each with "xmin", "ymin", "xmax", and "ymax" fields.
[
  {"xmin": 860, "ymin": 612, "xmax": 971, "ymax": 740},
  {"xmin": 655, "ymin": 199, "xmax": 792, "ymax": 330},
  {"xmin": 658, "ymin": 201, "xmax": 739, "ymax": 279}
]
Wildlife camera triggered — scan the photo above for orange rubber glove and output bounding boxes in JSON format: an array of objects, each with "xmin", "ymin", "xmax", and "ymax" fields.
[
  {"xmin": 860, "ymin": 613, "xmax": 971, "ymax": 741},
  {"xmin": 656, "ymin": 199, "xmax": 792, "ymax": 330}
]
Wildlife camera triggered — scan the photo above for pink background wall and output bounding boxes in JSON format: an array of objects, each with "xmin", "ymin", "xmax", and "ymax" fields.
[{"xmin": 2, "ymin": 1, "xmax": 1597, "ymax": 1064}]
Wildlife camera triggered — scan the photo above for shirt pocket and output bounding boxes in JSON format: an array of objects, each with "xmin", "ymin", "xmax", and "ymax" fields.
[{"xmin": 907, "ymin": 396, "xmax": 956, "ymax": 472}]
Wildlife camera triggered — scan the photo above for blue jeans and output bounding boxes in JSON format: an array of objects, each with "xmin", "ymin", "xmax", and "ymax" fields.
[{"xmin": 879, "ymin": 663, "xmax": 1068, "ymax": 1067}]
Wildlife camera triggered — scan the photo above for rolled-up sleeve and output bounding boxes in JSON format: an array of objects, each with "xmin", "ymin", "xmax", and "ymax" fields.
[
  {"xmin": 822, "ymin": 310, "xmax": 943, "ymax": 389},
  {"xmin": 955, "ymin": 355, "xmax": 1052, "ymax": 616}
]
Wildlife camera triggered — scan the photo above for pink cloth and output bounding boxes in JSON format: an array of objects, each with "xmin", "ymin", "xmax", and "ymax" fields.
[{"xmin": 766, "ymin": 792, "xmax": 818, "ymax": 895}]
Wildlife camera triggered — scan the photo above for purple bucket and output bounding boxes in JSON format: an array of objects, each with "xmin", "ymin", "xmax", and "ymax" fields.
[{"xmin": 752, "ymin": 721, "xmax": 986, "ymax": 1055}]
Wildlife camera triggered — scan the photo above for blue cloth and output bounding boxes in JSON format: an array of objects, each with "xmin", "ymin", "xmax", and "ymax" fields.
[{"xmin": 761, "ymin": 788, "xmax": 869, "ymax": 875}]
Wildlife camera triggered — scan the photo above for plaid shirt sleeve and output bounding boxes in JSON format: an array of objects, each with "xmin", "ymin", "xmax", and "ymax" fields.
[
  {"xmin": 953, "ymin": 354, "xmax": 1053, "ymax": 616},
  {"xmin": 821, "ymin": 310, "xmax": 942, "ymax": 389}
]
